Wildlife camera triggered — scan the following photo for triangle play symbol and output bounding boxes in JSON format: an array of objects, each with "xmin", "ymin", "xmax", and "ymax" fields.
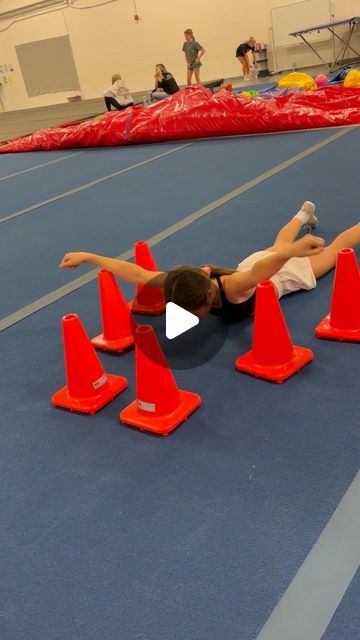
[{"xmin": 166, "ymin": 302, "xmax": 199, "ymax": 339}]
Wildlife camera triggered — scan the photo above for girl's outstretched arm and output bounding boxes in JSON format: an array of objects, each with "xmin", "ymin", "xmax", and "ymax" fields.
[
  {"xmin": 224, "ymin": 235, "xmax": 325, "ymax": 301},
  {"xmin": 59, "ymin": 252, "xmax": 165, "ymax": 286}
]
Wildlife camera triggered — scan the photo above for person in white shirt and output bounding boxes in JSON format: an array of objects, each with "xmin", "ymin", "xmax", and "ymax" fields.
[{"xmin": 103, "ymin": 74, "xmax": 134, "ymax": 111}]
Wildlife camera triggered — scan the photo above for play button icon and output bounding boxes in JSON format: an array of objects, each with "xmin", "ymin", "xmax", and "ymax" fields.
[
  {"xmin": 130, "ymin": 273, "xmax": 229, "ymax": 370},
  {"xmin": 166, "ymin": 302, "xmax": 199, "ymax": 339}
]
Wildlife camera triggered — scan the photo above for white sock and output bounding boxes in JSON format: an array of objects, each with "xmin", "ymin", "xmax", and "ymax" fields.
[
  {"xmin": 293, "ymin": 201, "xmax": 316, "ymax": 226},
  {"xmin": 293, "ymin": 210, "xmax": 309, "ymax": 225}
]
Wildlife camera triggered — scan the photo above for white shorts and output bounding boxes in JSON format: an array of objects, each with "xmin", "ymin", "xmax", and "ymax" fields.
[{"xmin": 237, "ymin": 250, "xmax": 316, "ymax": 299}]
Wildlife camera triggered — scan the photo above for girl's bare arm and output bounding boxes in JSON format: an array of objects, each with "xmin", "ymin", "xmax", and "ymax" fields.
[
  {"xmin": 224, "ymin": 235, "xmax": 325, "ymax": 301},
  {"xmin": 60, "ymin": 252, "xmax": 165, "ymax": 286}
]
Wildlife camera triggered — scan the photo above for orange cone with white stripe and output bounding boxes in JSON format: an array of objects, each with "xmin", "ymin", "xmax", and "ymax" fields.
[
  {"xmin": 52, "ymin": 314, "xmax": 128, "ymax": 414},
  {"xmin": 120, "ymin": 325, "xmax": 201, "ymax": 435}
]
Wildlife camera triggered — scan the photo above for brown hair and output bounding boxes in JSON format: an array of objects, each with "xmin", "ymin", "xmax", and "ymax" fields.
[
  {"xmin": 184, "ymin": 28, "xmax": 194, "ymax": 39},
  {"xmin": 163, "ymin": 264, "xmax": 236, "ymax": 311},
  {"xmin": 207, "ymin": 265, "xmax": 236, "ymax": 276},
  {"xmin": 111, "ymin": 73, "xmax": 121, "ymax": 83},
  {"xmin": 164, "ymin": 266, "xmax": 210, "ymax": 311}
]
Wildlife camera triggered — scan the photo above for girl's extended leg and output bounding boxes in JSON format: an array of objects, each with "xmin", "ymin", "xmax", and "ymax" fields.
[
  {"xmin": 194, "ymin": 67, "xmax": 201, "ymax": 84},
  {"xmin": 269, "ymin": 219, "xmax": 303, "ymax": 248},
  {"xmin": 268, "ymin": 201, "xmax": 317, "ymax": 250},
  {"xmin": 187, "ymin": 68, "xmax": 193, "ymax": 85},
  {"xmin": 310, "ymin": 222, "xmax": 360, "ymax": 279}
]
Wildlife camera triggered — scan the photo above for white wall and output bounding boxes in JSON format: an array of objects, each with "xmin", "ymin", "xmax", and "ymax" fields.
[
  {"xmin": 341, "ymin": 0, "xmax": 360, "ymax": 17},
  {"xmin": 0, "ymin": 0, "xmax": 358, "ymax": 111},
  {"xmin": 0, "ymin": 10, "xmax": 71, "ymax": 111},
  {"xmin": 271, "ymin": 0, "xmax": 360, "ymax": 71}
]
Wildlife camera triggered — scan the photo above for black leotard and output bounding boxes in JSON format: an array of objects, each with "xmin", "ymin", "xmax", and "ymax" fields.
[
  {"xmin": 236, "ymin": 42, "xmax": 255, "ymax": 58},
  {"xmin": 209, "ymin": 275, "xmax": 256, "ymax": 322},
  {"xmin": 157, "ymin": 72, "xmax": 179, "ymax": 95}
]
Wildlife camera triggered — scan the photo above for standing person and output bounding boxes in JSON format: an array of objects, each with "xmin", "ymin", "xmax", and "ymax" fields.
[
  {"xmin": 236, "ymin": 37, "xmax": 257, "ymax": 81},
  {"xmin": 151, "ymin": 64, "xmax": 180, "ymax": 102},
  {"xmin": 182, "ymin": 28, "xmax": 206, "ymax": 86},
  {"xmin": 103, "ymin": 74, "xmax": 134, "ymax": 111},
  {"xmin": 60, "ymin": 202, "xmax": 360, "ymax": 324}
]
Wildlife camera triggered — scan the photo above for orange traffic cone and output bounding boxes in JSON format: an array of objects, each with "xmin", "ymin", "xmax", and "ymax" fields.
[
  {"xmin": 129, "ymin": 241, "xmax": 166, "ymax": 315},
  {"xmin": 315, "ymin": 248, "xmax": 360, "ymax": 341},
  {"xmin": 91, "ymin": 270, "xmax": 135, "ymax": 352},
  {"xmin": 120, "ymin": 325, "xmax": 201, "ymax": 435},
  {"xmin": 235, "ymin": 281, "xmax": 313, "ymax": 382},
  {"xmin": 52, "ymin": 314, "xmax": 128, "ymax": 414}
]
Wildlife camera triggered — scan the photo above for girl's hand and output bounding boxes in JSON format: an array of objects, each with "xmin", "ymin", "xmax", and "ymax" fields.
[
  {"xmin": 289, "ymin": 235, "xmax": 325, "ymax": 258},
  {"xmin": 59, "ymin": 252, "xmax": 87, "ymax": 269}
]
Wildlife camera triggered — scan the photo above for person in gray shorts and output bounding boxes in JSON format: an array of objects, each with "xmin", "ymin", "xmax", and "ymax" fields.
[{"xmin": 182, "ymin": 28, "xmax": 206, "ymax": 85}]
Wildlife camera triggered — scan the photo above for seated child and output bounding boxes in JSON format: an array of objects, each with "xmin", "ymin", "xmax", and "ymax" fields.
[{"xmin": 103, "ymin": 74, "xmax": 134, "ymax": 111}]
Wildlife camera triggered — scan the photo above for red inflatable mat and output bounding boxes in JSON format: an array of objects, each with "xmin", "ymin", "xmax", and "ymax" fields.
[{"xmin": 1, "ymin": 84, "xmax": 359, "ymax": 153}]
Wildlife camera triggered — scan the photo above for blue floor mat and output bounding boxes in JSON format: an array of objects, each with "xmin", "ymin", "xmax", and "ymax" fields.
[
  {"xmin": 0, "ymin": 277, "xmax": 358, "ymax": 640},
  {"xmin": 0, "ymin": 129, "xmax": 346, "ymax": 319},
  {"xmin": 1, "ymin": 126, "xmax": 359, "ymax": 640},
  {"xmin": 323, "ymin": 570, "xmax": 360, "ymax": 639},
  {"xmin": 0, "ymin": 149, "xmax": 83, "ymax": 178},
  {"xmin": 0, "ymin": 143, "xmax": 181, "ymax": 217}
]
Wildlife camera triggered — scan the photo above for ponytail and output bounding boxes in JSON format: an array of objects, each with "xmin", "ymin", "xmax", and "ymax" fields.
[{"xmin": 207, "ymin": 265, "xmax": 237, "ymax": 277}]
